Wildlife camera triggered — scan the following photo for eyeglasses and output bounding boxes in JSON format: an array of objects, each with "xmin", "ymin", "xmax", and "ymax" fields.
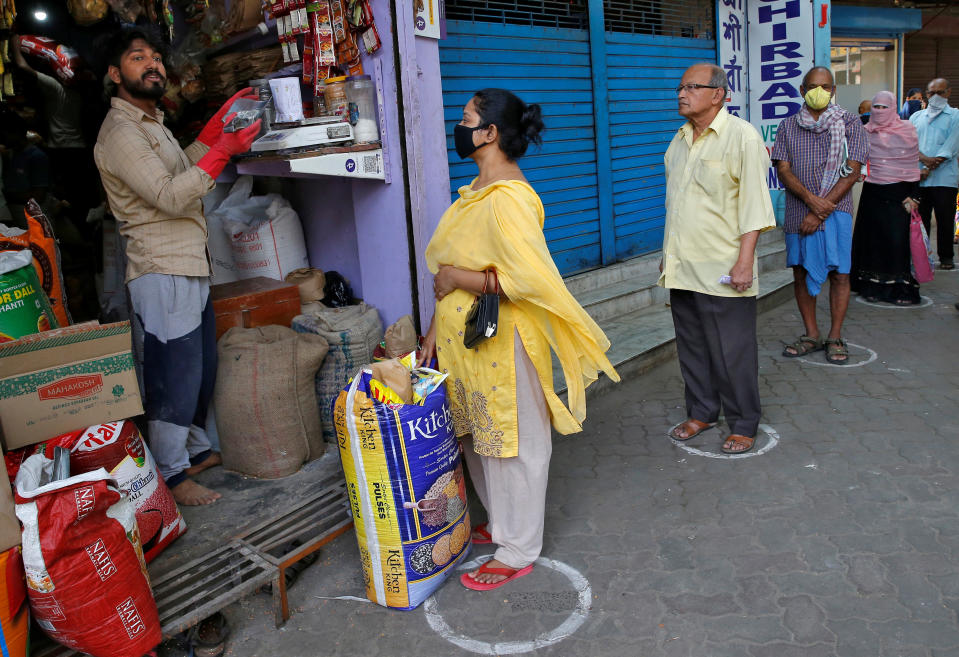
[
  {"xmin": 675, "ymin": 84, "xmax": 720, "ymax": 95},
  {"xmin": 928, "ymin": 89, "xmax": 948, "ymax": 97}
]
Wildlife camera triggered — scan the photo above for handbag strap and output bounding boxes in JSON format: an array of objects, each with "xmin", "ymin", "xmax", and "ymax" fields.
[{"xmin": 482, "ymin": 269, "xmax": 499, "ymax": 295}]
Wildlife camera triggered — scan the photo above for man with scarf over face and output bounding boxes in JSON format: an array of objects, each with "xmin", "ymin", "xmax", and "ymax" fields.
[
  {"xmin": 94, "ymin": 28, "xmax": 260, "ymax": 505},
  {"xmin": 771, "ymin": 67, "xmax": 868, "ymax": 365},
  {"xmin": 910, "ymin": 78, "xmax": 959, "ymax": 270}
]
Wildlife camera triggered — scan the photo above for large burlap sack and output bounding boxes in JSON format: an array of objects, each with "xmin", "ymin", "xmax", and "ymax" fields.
[
  {"xmin": 214, "ymin": 326, "xmax": 329, "ymax": 478},
  {"xmin": 291, "ymin": 303, "xmax": 383, "ymax": 442}
]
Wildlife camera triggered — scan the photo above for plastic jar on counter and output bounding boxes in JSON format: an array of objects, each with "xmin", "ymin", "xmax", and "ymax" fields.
[
  {"xmin": 346, "ymin": 75, "xmax": 380, "ymax": 143},
  {"xmin": 324, "ymin": 76, "xmax": 349, "ymax": 119}
]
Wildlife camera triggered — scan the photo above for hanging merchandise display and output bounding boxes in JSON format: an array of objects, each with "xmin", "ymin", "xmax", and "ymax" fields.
[
  {"xmin": 0, "ymin": 0, "xmax": 15, "ymax": 30},
  {"xmin": 17, "ymin": 36, "xmax": 81, "ymax": 84},
  {"xmin": 66, "ymin": 0, "xmax": 108, "ymax": 25}
]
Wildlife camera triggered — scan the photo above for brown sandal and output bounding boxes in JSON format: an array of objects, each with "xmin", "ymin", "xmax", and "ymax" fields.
[
  {"xmin": 782, "ymin": 335, "xmax": 823, "ymax": 358},
  {"xmin": 823, "ymin": 337, "xmax": 850, "ymax": 364},
  {"xmin": 669, "ymin": 418, "xmax": 716, "ymax": 442},
  {"xmin": 721, "ymin": 434, "xmax": 755, "ymax": 454}
]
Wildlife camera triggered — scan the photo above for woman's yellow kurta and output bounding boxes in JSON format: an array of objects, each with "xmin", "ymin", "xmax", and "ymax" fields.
[{"xmin": 425, "ymin": 179, "xmax": 619, "ymax": 458}]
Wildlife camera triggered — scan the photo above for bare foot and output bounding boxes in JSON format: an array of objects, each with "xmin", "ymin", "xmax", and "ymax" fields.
[
  {"xmin": 185, "ymin": 451, "xmax": 222, "ymax": 476},
  {"xmin": 171, "ymin": 478, "xmax": 221, "ymax": 506},
  {"xmin": 466, "ymin": 558, "xmax": 511, "ymax": 585}
]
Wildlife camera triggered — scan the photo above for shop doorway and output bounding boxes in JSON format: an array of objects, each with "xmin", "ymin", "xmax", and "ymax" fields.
[{"xmin": 831, "ymin": 39, "xmax": 900, "ymax": 115}]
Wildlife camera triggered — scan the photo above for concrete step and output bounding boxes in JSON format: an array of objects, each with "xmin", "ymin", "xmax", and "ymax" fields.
[
  {"xmin": 571, "ymin": 240, "xmax": 787, "ymax": 324},
  {"xmin": 554, "ymin": 267, "xmax": 795, "ymax": 397}
]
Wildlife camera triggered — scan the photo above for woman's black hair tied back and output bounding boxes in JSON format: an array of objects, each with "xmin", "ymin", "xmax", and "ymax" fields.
[
  {"xmin": 522, "ymin": 103, "xmax": 544, "ymax": 148},
  {"xmin": 473, "ymin": 88, "xmax": 545, "ymax": 160}
]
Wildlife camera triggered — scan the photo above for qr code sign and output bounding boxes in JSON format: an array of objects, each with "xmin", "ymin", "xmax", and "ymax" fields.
[{"xmin": 362, "ymin": 155, "xmax": 381, "ymax": 174}]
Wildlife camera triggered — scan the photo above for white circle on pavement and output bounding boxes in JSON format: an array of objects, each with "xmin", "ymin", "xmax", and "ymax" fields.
[
  {"xmin": 854, "ymin": 295, "xmax": 933, "ymax": 309},
  {"xmin": 796, "ymin": 341, "xmax": 878, "ymax": 368},
  {"xmin": 423, "ymin": 555, "xmax": 591, "ymax": 655},
  {"xmin": 669, "ymin": 423, "xmax": 780, "ymax": 460}
]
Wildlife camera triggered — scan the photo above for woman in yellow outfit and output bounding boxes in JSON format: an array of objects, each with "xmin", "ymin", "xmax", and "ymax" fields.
[{"xmin": 421, "ymin": 89, "xmax": 619, "ymax": 591}]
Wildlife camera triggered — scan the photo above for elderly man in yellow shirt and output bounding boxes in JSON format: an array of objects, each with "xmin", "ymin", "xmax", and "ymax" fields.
[{"xmin": 659, "ymin": 63, "xmax": 776, "ymax": 454}]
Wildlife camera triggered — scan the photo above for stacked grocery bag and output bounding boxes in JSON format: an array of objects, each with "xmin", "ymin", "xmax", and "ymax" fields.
[{"xmin": 0, "ymin": 203, "xmax": 178, "ymax": 656}]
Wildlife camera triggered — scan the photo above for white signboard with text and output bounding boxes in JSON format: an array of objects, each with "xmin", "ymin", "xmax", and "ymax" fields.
[
  {"xmin": 718, "ymin": 0, "xmax": 749, "ymax": 120},
  {"xmin": 746, "ymin": 0, "xmax": 816, "ymax": 189}
]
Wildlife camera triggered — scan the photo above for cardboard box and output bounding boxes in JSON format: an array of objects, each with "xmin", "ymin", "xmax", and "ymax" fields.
[
  {"xmin": 0, "ymin": 322, "xmax": 143, "ymax": 450},
  {"xmin": 0, "ymin": 465, "xmax": 18, "ymax": 551},
  {"xmin": 211, "ymin": 276, "xmax": 301, "ymax": 339}
]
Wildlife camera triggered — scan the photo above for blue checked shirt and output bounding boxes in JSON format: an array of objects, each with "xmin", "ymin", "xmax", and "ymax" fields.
[
  {"xmin": 910, "ymin": 104, "xmax": 959, "ymax": 189},
  {"xmin": 771, "ymin": 111, "xmax": 868, "ymax": 234}
]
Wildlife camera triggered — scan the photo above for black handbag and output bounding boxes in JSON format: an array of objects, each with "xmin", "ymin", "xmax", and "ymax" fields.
[{"xmin": 463, "ymin": 270, "xmax": 499, "ymax": 349}]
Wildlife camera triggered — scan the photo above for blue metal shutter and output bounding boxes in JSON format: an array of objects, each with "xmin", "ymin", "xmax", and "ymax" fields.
[
  {"xmin": 440, "ymin": 21, "xmax": 603, "ymax": 275},
  {"xmin": 606, "ymin": 33, "xmax": 717, "ymax": 260}
]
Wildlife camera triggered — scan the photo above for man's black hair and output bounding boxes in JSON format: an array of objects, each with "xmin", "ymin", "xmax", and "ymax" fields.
[{"xmin": 103, "ymin": 27, "xmax": 168, "ymax": 71}]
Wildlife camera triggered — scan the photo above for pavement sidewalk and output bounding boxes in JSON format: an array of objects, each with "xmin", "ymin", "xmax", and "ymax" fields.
[{"xmin": 205, "ymin": 269, "xmax": 959, "ymax": 657}]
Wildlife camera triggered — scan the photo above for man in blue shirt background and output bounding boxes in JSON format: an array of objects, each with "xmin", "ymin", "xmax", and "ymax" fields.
[{"xmin": 911, "ymin": 77, "xmax": 959, "ymax": 269}]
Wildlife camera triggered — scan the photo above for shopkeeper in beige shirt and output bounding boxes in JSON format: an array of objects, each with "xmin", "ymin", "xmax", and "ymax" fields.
[
  {"xmin": 659, "ymin": 63, "xmax": 776, "ymax": 455},
  {"xmin": 94, "ymin": 27, "xmax": 260, "ymax": 505}
]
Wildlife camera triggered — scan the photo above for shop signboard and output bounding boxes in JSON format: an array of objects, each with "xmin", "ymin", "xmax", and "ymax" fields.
[
  {"xmin": 718, "ymin": 0, "xmax": 749, "ymax": 120},
  {"xmin": 746, "ymin": 0, "xmax": 815, "ymax": 189},
  {"xmin": 414, "ymin": 0, "xmax": 442, "ymax": 39}
]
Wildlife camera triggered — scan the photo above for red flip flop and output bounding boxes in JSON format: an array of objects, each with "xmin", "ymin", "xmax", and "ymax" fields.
[
  {"xmin": 471, "ymin": 522, "xmax": 492, "ymax": 544},
  {"xmin": 460, "ymin": 561, "xmax": 534, "ymax": 591}
]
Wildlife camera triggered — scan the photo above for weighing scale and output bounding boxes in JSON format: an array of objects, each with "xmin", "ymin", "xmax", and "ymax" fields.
[{"xmin": 251, "ymin": 117, "xmax": 354, "ymax": 152}]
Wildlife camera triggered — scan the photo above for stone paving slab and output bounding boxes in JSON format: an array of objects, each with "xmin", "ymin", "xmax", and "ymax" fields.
[{"xmin": 186, "ymin": 270, "xmax": 959, "ymax": 657}]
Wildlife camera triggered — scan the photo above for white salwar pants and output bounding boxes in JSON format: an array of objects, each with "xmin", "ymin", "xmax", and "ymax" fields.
[{"xmin": 461, "ymin": 330, "xmax": 552, "ymax": 569}]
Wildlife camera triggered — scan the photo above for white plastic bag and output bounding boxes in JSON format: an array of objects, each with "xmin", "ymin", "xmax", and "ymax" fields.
[{"xmin": 213, "ymin": 176, "xmax": 309, "ymax": 281}]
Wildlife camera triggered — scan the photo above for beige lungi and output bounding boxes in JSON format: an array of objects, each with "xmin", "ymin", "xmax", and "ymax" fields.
[{"xmin": 461, "ymin": 330, "xmax": 552, "ymax": 569}]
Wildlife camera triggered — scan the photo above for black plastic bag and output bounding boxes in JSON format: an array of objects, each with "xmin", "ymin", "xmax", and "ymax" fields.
[{"xmin": 322, "ymin": 271, "xmax": 356, "ymax": 307}]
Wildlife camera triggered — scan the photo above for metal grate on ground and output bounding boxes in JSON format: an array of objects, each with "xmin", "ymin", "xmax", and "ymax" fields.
[
  {"xmin": 603, "ymin": 0, "xmax": 714, "ymax": 38},
  {"xmin": 235, "ymin": 473, "xmax": 353, "ymax": 626},
  {"xmin": 29, "ymin": 473, "xmax": 353, "ymax": 654},
  {"xmin": 444, "ymin": 0, "xmax": 589, "ymax": 29}
]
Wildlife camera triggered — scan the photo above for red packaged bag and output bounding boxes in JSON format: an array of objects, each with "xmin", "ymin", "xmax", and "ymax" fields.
[
  {"xmin": 14, "ymin": 455, "xmax": 161, "ymax": 657},
  {"xmin": 17, "ymin": 36, "xmax": 81, "ymax": 83},
  {"xmin": 28, "ymin": 421, "xmax": 187, "ymax": 563}
]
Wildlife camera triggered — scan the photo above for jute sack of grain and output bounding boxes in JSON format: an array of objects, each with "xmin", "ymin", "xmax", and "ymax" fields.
[
  {"xmin": 214, "ymin": 325, "xmax": 329, "ymax": 478},
  {"xmin": 291, "ymin": 303, "xmax": 382, "ymax": 442}
]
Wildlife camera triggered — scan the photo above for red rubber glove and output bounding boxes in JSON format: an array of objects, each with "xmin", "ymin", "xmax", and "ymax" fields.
[
  {"xmin": 196, "ymin": 87, "xmax": 258, "ymax": 147},
  {"xmin": 197, "ymin": 117, "xmax": 262, "ymax": 180}
]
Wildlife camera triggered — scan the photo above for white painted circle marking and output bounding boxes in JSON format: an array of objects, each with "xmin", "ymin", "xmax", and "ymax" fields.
[
  {"xmin": 795, "ymin": 341, "xmax": 878, "ymax": 368},
  {"xmin": 423, "ymin": 555, "xmax": 591, "ymax": 655},
  {"xmin": 854, "ymin": 295, "xmax": 933, "ymax": 309},
  {"xmin": 669, "ymin": 423, "xmax": 780, "ymax": 460}
]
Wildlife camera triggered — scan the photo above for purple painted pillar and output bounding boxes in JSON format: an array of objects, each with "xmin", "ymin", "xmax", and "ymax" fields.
[{"xmin": 394, "ymin": 0, "xmax": 454, "ymax": 329}]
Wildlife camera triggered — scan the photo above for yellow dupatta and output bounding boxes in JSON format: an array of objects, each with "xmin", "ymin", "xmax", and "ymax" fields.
[{"xmin": 426, "ymin": 179, "xmax": 619, "ymax": 447}]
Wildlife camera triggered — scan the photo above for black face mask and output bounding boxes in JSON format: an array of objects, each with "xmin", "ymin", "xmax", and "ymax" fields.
[{"xmin": 454, "ymin": 124, "xmax": 488, "ymax": 159}]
